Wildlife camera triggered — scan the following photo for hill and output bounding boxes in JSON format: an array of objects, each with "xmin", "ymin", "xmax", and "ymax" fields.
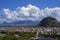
[
  {"xmin": 0, "ymin": 20, "xmax": 39, "ymax": 26},
  {"xmin": 38, "ymin": 16, "xmax": 60, "ymax": 27}
]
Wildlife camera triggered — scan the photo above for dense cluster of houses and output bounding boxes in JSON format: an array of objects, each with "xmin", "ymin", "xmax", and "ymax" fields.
[{"xmin": 0, "ymin": 27, "xmax": 60, "ymax": 34}]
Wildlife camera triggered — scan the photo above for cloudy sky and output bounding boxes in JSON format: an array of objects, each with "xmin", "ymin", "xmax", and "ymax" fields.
[{"xmin": 0, "ymin": 0, "xmax": 60, "ymax": 23}]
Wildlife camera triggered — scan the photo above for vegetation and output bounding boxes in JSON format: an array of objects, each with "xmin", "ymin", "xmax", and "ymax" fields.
[
  {"xmin": 0, "ymin": 31, "xmax": 36, "ymax": 40},
  {"xmin": 0, "ymin": 31, "xmax": 60, "ymax": 40}
]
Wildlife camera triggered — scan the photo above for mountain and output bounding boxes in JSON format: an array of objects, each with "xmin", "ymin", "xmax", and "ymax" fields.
[
  {"xmin": 0, "ymin": 20, "xmax": 39, "ymax": 26},
  {"xmin": 38, "ymin": 16, "xmax": 60, "ymax": 27}
]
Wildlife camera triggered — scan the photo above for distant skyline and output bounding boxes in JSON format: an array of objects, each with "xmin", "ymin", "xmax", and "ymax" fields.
[{"xmin": 0, "ymin": 0, "xmax": 60, "ymax": 24}]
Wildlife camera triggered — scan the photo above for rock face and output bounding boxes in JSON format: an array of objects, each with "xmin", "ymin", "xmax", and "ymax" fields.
[{"xmin": 38, "ymin": 16, "xmax": 60, "ymax": 27}]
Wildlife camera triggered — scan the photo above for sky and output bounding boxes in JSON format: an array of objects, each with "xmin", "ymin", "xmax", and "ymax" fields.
[
  {"xmin": 0, "ymin": 0, "xmax": 60, "ymax": 23},
  {"xmin": 0, "ymin": 0, "xmax": 60, "ymax": 10}
]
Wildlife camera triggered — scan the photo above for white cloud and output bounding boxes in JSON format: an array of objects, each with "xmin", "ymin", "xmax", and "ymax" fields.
[
  {"xmin": 0, "ymin": 4, "xmax": 60, "ymax": 23},
  {"xmin": 43, "ymin": 7, "xmax": 60, "ymax": 21}
]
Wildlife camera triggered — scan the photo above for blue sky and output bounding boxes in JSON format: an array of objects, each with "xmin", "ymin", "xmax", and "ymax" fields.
[
  {"xmin": 0, "ymin": 0, "xmax": 60, "ymax": 10},
  {"xmin": 0, "ymin": 0, "xmax": 60, "ymax": 23}
]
